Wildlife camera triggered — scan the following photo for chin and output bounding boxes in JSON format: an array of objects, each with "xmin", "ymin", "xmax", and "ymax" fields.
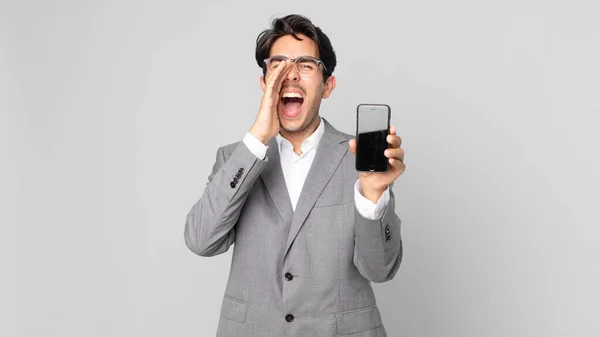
[{"xmin": 279, "ymin": 118, "xmax": 305, "ymax": 134}]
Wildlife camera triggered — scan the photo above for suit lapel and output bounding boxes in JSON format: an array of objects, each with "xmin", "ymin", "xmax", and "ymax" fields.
[
  {"xmin": 284, "ymin": 119, "xmax": 349, "ymax": 255},
  {"xmin": 261, "ymin": 138, "xmax": 294, "ymax": 225}
]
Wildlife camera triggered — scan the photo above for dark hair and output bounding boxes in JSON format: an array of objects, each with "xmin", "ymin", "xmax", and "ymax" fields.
[{"xmin": 255, "ymin": 14, "xmax": 337, "ymax": 82}]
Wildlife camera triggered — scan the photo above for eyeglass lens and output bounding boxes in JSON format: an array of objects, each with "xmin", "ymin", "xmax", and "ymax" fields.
[{"xmin": 268, "ymin": 56, "xmax": 319, "ymax": 76}]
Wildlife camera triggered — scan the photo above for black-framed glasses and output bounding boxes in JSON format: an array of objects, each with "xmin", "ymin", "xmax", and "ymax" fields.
[{"xmin": 263, "ymin": 55, "xmax": 328, "ymax": 77}]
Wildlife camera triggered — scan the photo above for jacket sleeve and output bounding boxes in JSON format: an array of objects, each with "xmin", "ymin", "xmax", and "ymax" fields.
[
  {"xmin": 184, "ymin": 142, "xmax": 267, "ymax": 257},
  {"xmin": 353, "ymin": 187, "xmax": 403, "ymax": 283}
]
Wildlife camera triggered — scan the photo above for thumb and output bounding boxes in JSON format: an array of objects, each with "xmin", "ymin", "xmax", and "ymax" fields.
[{"xmin": 348, "ymin": 138, "xmax": 357, "ymax": 154}]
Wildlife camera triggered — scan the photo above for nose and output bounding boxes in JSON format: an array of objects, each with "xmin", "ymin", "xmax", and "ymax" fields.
[{"xmin": 285, "ymin": 61, "xmax": 300, "ymax": 82}]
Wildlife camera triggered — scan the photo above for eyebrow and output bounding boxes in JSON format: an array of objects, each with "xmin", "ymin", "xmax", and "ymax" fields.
[{"xmin": 270, "ymin": 55, "xmax": 319, "ymax": 59}]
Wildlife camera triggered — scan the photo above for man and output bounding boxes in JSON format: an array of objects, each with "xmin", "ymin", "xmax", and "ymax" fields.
[{"xmin": 185, "ymin": 14, "xmax": 406, "ymax": 337}]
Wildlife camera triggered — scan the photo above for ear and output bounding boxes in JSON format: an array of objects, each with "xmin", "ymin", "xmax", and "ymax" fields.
[
  {"xmin": 260, "ymin": 76, "xmax": 266, "ymax": 92},
  {"xmin": 322, "ymin": 75, "xmax": 336, "ymax": 99}
]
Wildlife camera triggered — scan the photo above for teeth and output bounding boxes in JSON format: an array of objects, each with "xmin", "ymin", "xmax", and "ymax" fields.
[{"xmin": 282, "ymin": 92, "xmax": 302, "ymax": 98}]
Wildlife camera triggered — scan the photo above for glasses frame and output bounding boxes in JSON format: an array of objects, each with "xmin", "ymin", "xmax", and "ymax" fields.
[{"xmin": 263, "ymin": 55, "xmax": 329, "ymax": 77}]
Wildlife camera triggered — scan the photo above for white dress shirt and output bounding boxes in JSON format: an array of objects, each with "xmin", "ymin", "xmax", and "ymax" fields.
[{"xmin": 242, "ymin": 117, "xmax": 389, "ymax": 219}]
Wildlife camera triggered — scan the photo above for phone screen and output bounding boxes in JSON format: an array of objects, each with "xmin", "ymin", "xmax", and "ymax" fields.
[{"xmin": 355, "ymin": 104, "xmax": 390, "ymax": 172}]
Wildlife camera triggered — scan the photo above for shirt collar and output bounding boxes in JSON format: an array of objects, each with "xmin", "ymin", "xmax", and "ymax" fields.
[{"xmin": 276, "ymin": 116, "xmax": 325, "ymax": 155}]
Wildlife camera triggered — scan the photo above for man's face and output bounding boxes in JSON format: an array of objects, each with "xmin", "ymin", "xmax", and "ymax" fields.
[{"xmin": 261, "ymin": 34, "xmax": 336, "ymax": 135}]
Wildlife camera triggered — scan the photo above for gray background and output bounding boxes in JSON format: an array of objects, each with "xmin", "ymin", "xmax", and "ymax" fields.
[{"xmin": 2, "ymin": 0, "xmax": 599, "ymax": 336}]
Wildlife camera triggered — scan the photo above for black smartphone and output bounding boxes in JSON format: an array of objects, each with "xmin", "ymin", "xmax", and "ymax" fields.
[{"xmin": 355, "ymin": 104, "xmax": 391, "ymax": 172}]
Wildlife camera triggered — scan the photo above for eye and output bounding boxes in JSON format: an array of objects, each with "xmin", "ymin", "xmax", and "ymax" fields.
[
  {"xmin": 269, "ymin": 60, "xmax": 282, "ymax": 69},
  {"xmin": 297, "ymin": 59, "xmax": 316, "ymax": 71},
  {"xmin": 268, "ymin": 56, "xmax": 287, "ymax": 70}
]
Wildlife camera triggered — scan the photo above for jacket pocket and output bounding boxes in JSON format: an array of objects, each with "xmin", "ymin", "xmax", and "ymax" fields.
[
  {"xmin": 221, "ymin": 295, "xmax": 248, "ymax": 324},
  {"xmin": 336, "ymin": 305, "xmax": 383, "ymax": 335}
]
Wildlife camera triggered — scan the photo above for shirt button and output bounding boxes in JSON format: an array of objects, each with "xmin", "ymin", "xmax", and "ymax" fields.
[
  {"xmin": 285, "ymin": 314, "xmax": 294, "ymax": 322},
  {"xmin": 285, "ymin": 272, "xmax": 293, "ymax": 281},
  {"xmin": 230, "ymin": 182, "xmax": 236, "ymax": 188}
]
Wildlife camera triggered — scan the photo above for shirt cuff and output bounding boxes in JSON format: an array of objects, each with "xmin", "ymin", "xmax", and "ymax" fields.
[
  {"xmin": 354, "ymin": 179, "xmax": 390, "ymax": 220},
  {"xmin": 243, "ymin": 132, "xmax": 268, "ymax": 160}
]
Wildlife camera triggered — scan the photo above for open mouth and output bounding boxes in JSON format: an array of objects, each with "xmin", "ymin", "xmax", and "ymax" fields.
[{"xmin": 280, "ymin": 92, "xmax": 304, "ymax": 118}]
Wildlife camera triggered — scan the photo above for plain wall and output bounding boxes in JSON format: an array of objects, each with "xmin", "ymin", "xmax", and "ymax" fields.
[{"xmin": 3, "ymin": 0, "xmax": 599, "ymax": 336}]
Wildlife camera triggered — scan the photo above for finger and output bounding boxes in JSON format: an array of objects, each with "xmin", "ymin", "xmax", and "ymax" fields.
[
  {"xmin": 348, "ymin": 138, "xmax": 356, "ymax": 154},
  {"xmin": 389, "ymin": 125, "xmax": 396, "ymax": 135},
  {"xmin": 384, "ymin": 148, "xmax": 404, "ymax": 161},
  {"xmin": 265, "ymin": 61, "xmax": 283, "ymax": 87},
  {"xmin": 269, "ymin": 65, "xmax": 290, "ymax": 103},
  {"xmin": 272, "ymin": 60, "xmax": 292, "ymax": 93},
  {"xmin": 386, "ymin": 134, "xmax": 402, "ymax": 148},
  {"xmin": 388, "ymin": 157, "xmax": 406, "ymax": 173},
  {"xmin": 267, "ymin": 60, "xmax": 291, "ymax": 93},
  {"xmin": 266, "ymin": 61, "xmax": 286, "ymax": 92}
]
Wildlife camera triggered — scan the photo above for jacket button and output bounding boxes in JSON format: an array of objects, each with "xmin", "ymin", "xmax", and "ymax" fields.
[
  {"xmin": 230, "ymin": 182, "xmax": 236, "ymax": 188},
  {"xmin": 285, "ymin": 314, "xmax": 294, "ymax": 322},
  {"xmin": 285, "ymin": 272, "xmax": 293, "ymax": 281},
  {"xmin": 233, "ymin": 177, "xmax": 239, "ymax": 184}
]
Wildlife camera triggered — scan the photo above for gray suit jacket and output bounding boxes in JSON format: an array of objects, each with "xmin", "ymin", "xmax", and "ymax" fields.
[{"xmin": 185, "ymin": 118, "xmax": 402, "ymax": 337}]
